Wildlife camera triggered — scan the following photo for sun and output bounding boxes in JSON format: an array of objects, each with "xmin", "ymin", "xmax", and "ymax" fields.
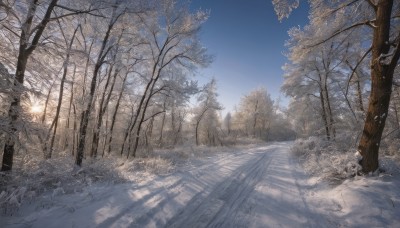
[{"xmin": 30, "ymin": 104, "xmax": 42, "ymax": 114}]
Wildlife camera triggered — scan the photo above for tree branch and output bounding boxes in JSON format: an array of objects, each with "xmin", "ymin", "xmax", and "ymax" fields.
[
  {"xmin": 307, "ymin": 93, "xmax": 320, "ymax": 99},
  {"xmin": 26, "ymin": 0, "xmax": 58, "ymax": 55},
  {"xmin": 55, "ymin": 4, "xmax": 105, "ymax": 18},
  {"xmin": 310, "ymin": 20, "xmax": 375, "ymax": 48},
  {"xmin": 1, "ymin": 24, "xmax": 20, "ymax": 37},
  {"xmin": 365, "ymin": 0, "xmax": 377, "ymax": 11},
  {"xmin": 328, "ymin": 0, "xmax": 362, "ymax": 15},
  {"xmin": 143, "ymin": 110, "xmax": 166, "ymax": 123},
  {"xmin": 345, "ymin": 46, "xmax": 372, "ymax": 97}
]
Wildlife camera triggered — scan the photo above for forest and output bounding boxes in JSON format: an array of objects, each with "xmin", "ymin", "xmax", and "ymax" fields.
[
  {"xmin": 0, "ymin": 0, "xmax": 296, "ymax": 172},
  {"xmin": 0, "ymin": 0, "xmax": 400, "ymax": 226}
]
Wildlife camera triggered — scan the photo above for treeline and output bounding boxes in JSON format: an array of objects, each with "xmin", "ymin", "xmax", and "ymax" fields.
[
  {"xmin": 193, "ymin": 85, "xmax": 295, "ymax": 147},
  {"xmin": 0, "ymin": 0, "xmax": 292, "ymax": 173}
]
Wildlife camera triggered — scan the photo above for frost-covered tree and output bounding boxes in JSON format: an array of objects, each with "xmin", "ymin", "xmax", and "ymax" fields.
[
  {"xmin": 120, "ymin": 0, "xmax": 211, "ymax": 158},
  {"xmin": 0, "ymin": 0, "xmax": 211, "ymax": 175},
  {"xmin": 0, "ymin": 0, "xmax": 100, "ymax": 171},
  {"xmin": 286, "ymin": 96, "xmax": 324, "ymax": 138},
  {"xmin": 223, "ymin": 112, "xmax": 232, "ymax": 135},
  {"xmin": 282, "ymin": 31, "xmax": 367, "ymax": 140},
  {"xmin": 277, "ymin": 0, "xmax": 400, "ymax": 172},
  {"xmin": 233, "ymin": 88, "xmax": 274, "ymax": 140},
  {"xmin": 152, "ymin": 69, "xmax": 199, "ymax": 148},
  {"xmin": 192, "ymin": 79, "xmax": 222, "ymax": 146}
]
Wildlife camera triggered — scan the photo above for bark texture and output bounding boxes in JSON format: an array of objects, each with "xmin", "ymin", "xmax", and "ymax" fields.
[{"xmin": 358, "ymin": 0, "xmax": 400, "ymax": 173}]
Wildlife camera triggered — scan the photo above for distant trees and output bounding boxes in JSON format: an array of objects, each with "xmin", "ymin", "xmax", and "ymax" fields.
[
  {"xmin": 192, "ymin": 79, "xmax": 222, "ymax": 146},
  {"xmin": 229, "ymin": 87, "xmax": 294, "ymax": 141},
  {"xmin": 223, "ymin": 112, "xmax": 232, "ymax": 135},
  {"xmin": 233, "ymin": 88, "xmax": 274, "ymax": 140}
]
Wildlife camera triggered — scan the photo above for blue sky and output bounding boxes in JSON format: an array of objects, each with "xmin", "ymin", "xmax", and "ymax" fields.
[{"xmin": 189, "ymin": 0, "xmax": 309, "ymax": 114}]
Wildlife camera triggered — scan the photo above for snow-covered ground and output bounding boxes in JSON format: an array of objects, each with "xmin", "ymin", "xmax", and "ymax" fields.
[{"xmin": 2, "ymin": 142, "xmax": 400, "ymax": 227}]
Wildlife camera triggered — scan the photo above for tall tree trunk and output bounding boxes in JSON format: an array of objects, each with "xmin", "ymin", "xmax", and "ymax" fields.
[
  {"xmin": 324, "ymin": 83, "xmax": 336, "ymax": 140},
  {"xmin": 393, "ymin": 98, "xmax": 400, "ymax": 131},
  {"xmin": 101, "ymin": 109, "xmax": 109, "ymax": 157},
  {"xmin": 2, "ymin": 57, "xmax": 27, "ymax": 171},
  {"xmin": 173, "ymin": 111, "xmax": 184, "ymax": 146},
  {"xmin": 2, "ymin": 54, "xmax": 28, "ymax": 171},
  {"xmin": 64, "ymin": 65, "xmax": 76, "ymax": 150},
  {"xmin": 72, "ymin": 103, "xmax": 77, "ymax": 156},
  {"xmin": 42, "ymin": 78, "xmax": 56, "ymax": 124},
  {"xmin": 81, "ymin": 40, "xmax": 94, "ymax": 99},
  {"xmin": 129, "ymin": 85, "xmax": 156, "ymax": 158},
  {"xmin": 195, "ymin": 120, "xmax": 201, "ymax": 146},
  {"xmin": 46, "ymin": 25, "xmax": 78, "ymax": 159},
  {"xmin": 358, "ymin": 0, "xmax": 399, "ymax": 173},
  {"xmin": 108, "ymin": 71, "xmax": 128, "ymax": 154},
  {"xmin": 76, "ymin": 12, "xmax": 116, "ymax": 166},
  {"xmin": 158, "ymin": 101, "xmax": 167, "ymax": 147},
  {"xmin": 91, "ymin": 66, "xmax": 119, "ymax": 157},
  {"xmin": 345, "ymin": 61, "xmax": 365, "ymax": 115},
  {"xmin": 253, "ymin": 99, "xmax": 258, "ymax": 137},
  {"xmin": 121, "ymin": 78, "xmax": 154, "ymax": 157},
  {"xmin": 195, "ymin": 108, "xmax": 208, "ymax": 146},
  {"xmin": 90, "ymin": 65, "xmax": 113, "ymax": 158},
  {"xmin": 91, "ymin": 29, "xmax": 123, "ymax": 158},
  {"xmin": 395, "ymin": 90, "xmax": 400, "ymax": 132},
  {"xmin": 320, "ymin": 94, "xmax": 330, "ymax": 141},
  {"xmin": 145, "ymin": 117, "xmax": 154, "ymax": 148},
  {"xmin": 121, "ymin": 105, "xmax": 136, "ymax": 156},
  {"xmin": 317, "ymin": 73, "xmax": 330, "ymax": 140}
]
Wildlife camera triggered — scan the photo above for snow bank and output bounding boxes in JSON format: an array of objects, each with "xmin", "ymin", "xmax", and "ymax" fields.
[
  {"xmin": 292, "ymin": 137, "xmax": 400, "ymax": 227},
  {"xmin": 306, "ymin": 172, "xmax": 400, "ymax": 227}
]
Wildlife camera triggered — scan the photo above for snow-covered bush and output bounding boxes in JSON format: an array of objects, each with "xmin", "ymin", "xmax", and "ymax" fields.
[
  {"xmin": 0, "ymin": 154, "xmax": 128, "ymax": 215},
  {"xmin": 140, "ymin": 157, "xmax": 174, "ymax": 175},
  {"xmin": 291, "ymin": 136, "xmax": 361, "ymax": 181},
  {"xmin": 0, "ymin": 186, "xmax": 29, "ymax": 215}
]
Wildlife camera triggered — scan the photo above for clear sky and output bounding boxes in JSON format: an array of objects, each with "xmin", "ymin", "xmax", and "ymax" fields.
[{"xmin": 189, "ymin": 0, "xmax": 309, "ymax": 115}]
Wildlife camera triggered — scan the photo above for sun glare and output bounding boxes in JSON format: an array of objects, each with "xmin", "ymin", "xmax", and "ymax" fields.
[{"xmin": 30, "ymin": 104, "xmax": 42, "ymax": 114}]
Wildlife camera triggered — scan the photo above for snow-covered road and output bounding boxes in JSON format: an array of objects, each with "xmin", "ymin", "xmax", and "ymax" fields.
[
  {"xmin": 4, "ymin": 142, "xmax": 399, "ymax": 227},
  {"xmin": 166, "ymin": 142, "xmax": 321, "ymax": 227}
]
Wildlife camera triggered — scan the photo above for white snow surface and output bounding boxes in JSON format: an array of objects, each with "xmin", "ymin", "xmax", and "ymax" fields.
[{"xmin": 2, "ymin": 142, "xmax": 400, "ymax": 227}]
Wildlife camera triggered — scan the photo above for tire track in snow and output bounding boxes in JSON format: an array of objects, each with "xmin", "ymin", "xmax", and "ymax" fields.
[
  {"xmin": 166, "ymin": 148, "xmax": 273, "ymax": 228},
  {"xmin": 247, "ymin": 143, "xmax": 330, "ymax": 227},
  {"xmin": 125, "ymin": 148, "xmax": 259, "ymax": 227}
]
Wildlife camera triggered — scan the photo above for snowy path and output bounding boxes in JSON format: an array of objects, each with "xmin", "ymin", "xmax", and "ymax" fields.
[
  {"xmin": 4, "ymin": 142, "xmax": 325, "ymax": 227},
  {"xmin": 166, "ymin": 142, "xmax": 320, "ymax": 227},
  {"xmin": 7, "ymin": 142, "xmax": 398, "ymax": 227}
]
